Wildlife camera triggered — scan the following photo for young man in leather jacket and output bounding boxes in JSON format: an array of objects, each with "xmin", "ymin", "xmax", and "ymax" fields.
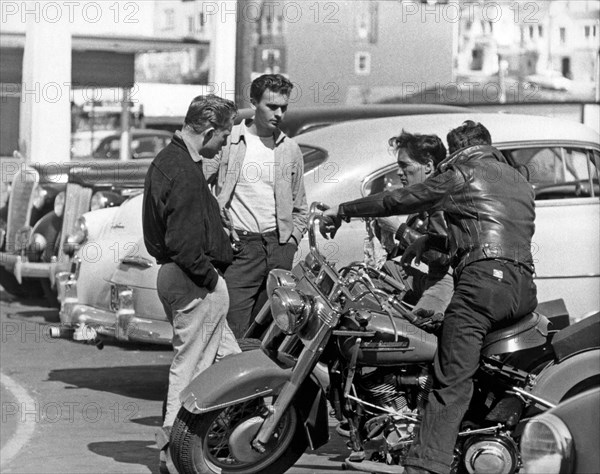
[
  {"xmin": 321, "ymin": 121, "xmax": 537, "ymax": 474},
  {"xmin": 379, "ymin": 131, "xmax": 454, "ymax": 329}
]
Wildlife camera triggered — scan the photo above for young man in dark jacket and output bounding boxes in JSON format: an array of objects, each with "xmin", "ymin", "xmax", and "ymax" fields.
[
  {"xmin": 321, "ymin": 121, "xmax": 537, "ymax": 474},
  {"xmin": 142, "ymin": 94, "xmax": 240, "ymax": 473}
]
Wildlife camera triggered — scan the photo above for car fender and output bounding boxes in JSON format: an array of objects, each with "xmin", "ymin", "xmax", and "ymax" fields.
[{"xmin": 530, "ymin": 348, "xmax": 600, "ymax": 405}]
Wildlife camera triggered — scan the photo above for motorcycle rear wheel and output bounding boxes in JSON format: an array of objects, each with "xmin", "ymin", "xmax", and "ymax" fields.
[{"xmin": 170, "ymin": 396, "xmax": 307, "ymax": 474}]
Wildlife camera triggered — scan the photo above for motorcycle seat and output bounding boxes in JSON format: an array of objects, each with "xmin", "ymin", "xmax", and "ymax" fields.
[{"xmin": 482, "ymin": 312, "xmax": 549, "ymax": 356}]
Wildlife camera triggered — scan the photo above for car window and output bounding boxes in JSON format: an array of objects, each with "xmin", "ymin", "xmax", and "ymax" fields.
[
  {"xmin": 363, "ymin": 167, "xmax": 403, "ymax": 196},
  {"xmin": 300, "ymin": 145, "xmax": 328, "ymax": 173},
  {"xmin": 503, "ymin": 146, "xmax": 599, "ymax": 199}
]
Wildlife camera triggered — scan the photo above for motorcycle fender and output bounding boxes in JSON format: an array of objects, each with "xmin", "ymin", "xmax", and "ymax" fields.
[
  {"xmin": 529, "ymin": 349, "xmax": 600, "ymax": 405},
  {"xmin": 180, "ymin": 349, "xmax": 292, "ymax": 414}
]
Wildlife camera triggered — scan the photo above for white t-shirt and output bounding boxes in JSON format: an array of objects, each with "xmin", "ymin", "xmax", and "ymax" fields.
[{"xmin": 229, "ymin": 126, "xmax": 277, "ymax": 233}]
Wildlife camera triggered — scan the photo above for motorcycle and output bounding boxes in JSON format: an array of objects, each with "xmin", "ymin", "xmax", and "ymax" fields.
[{"xmin": 169, "ymin": 203, "xmax": 600, "ymax": 474}]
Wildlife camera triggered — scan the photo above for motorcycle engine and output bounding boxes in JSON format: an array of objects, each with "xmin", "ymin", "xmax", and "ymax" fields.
[{"xmin": 462, "ymin": 435, "xmax": 519, "ymax": 474}]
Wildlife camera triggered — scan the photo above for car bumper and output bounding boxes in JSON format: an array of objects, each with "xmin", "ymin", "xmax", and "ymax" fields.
[
  {"xmin": 0, "ymin": 252, "xmax": 69, "ymax": 286},
  {"xmin": 56, "ymin": 271, "xmax": 172, "ymax": 346}
]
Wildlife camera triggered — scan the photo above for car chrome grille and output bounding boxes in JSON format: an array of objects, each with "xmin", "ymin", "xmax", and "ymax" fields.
[
  {"xmin": 5, "ymin": 167, "xmax": 37, "ymax": 252},
  {"xmin": 57, "ymin": 183, "xmax": 92, "ymax": 263}
]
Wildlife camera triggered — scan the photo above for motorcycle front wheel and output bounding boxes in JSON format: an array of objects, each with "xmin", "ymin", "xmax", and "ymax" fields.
[{"xmin": 170, "ymin": 396, "xmax": 307, "ymax": 474}]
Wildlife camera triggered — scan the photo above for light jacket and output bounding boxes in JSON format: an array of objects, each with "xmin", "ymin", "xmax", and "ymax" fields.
[{"xmin": 206, "ymin": 121, "xmax": 308, "ymax": 244}]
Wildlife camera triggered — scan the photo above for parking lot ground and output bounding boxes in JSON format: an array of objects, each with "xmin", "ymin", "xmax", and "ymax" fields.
[{"xmin": 0, "ymin": 287, "xmax": 349, "ymax": 473}]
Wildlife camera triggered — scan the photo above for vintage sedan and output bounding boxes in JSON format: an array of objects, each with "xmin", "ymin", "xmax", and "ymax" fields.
[
  {"xmin": 520, "ymin": 387, "xmax": 600, "ymax": 474},
  {"xmin": 92, "ymin": 129, "xmax": 172, "ymax": 160},
  {"xmin": 3, "ymin": 104, "xmax": 465, "ymax": 301},
  {"xmin": 56, "ymin": 112, "xmax": 599, "ymax": 346},
  {"xmin": 0, "ymin": 159, "xmax": 149, "ymax": 301}
]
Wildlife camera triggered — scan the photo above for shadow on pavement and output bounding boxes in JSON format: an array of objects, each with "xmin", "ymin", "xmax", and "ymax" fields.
[
  {"xmin": 88, "ymin": 440, "xmax": 159, "ymax": 473},
  {"xmin": 47, "ymin": 365, "xmax": 169, "ymax": 401},
  {"xmin": 129, "ymin": 415, "xmax": 163, "ymax": 427},
  {"xmin": 5, "ymin": 308, "xmax": 60, "ymax": 323}
]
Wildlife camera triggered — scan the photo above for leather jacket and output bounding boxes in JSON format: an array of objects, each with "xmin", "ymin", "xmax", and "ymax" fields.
[
  {"xmin": 339, "ymin": 145, "xmax": 536, "ymax": 276},
  {"xmin": 394, "ymin": 211, "xmax": 451, "ymax": 277}
]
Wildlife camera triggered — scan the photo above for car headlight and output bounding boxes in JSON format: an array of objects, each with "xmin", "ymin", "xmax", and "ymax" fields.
[
  {"xmin": 32, "ymin": 185, "xmax": 48, "ymax": 210},
  {"xmin": 90, "ymin": 192, "xmax": 108, "ymax": 211},
  {"xmin": 520, "ymin": 413, "xmax": 573, "ymax": 474},
  {"xmin": 271, "ymin": 287, "xmax": 311, "ymax": 335},
  {"xmin": 62, "ymin": 217, "xmax": 88, "ymax": 256},
  {"xmin": 54, "ymin": 191, "xmax": 65, "ymax": 217},
  {"xmin": 266, "ymin": 270, "xmax": 297, "ymax": 300}
]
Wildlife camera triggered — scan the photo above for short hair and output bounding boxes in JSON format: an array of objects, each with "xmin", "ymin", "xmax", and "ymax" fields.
[
  {"xmin": 388, "ymin": 130, "xmax": 447, "ymax": 166},
  {"xmin": 184, "ymin": 94, "xmax": 237, "ymax": 134},
  {"xmin": 447, "ymin": 120, "xmax": 492, "ymax": 154},
  {"xmin": 250, "ymin": 74, "xmax": 294, "ymax": 102}
]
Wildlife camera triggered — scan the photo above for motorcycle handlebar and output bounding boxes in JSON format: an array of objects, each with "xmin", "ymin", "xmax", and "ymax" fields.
[{"xmin": 307, "ymin": 202, "xmax": 329, "ymax": 253}]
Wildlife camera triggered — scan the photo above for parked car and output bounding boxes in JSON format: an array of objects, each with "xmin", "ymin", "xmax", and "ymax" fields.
[
  {"xmin": 92, "ymin": 129, "xmax": 172, "ymax": 160},
  {"xmin": 145, "ymin": 103, "xmax": 468, "ymax": 136},
  {"xmin": 520, "ymin": 387, "xmax": 600, "ymax": 473},
  {"xmin": 55, "ymin": 112, "xmax": 599, "ymax": 346},
  {"xmin": 2, "ymin": 104, "xmax": 467, "ymax": 301},
  {"xmin": 525, "ymin": 70, "xmax": 574, "ymax": 92},
  {"xmin": 0, "ymin": 159, "xmax": 149, "ymax": 301}
]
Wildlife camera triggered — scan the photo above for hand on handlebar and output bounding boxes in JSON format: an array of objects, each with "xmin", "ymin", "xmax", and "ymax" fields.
[
  {"xmin": 400, "ymin": 234, "xmax": 429, "ymax": 267},
  {"xmin": 319, "ymin": 205, "xmax": 343, "ymax": 239}
]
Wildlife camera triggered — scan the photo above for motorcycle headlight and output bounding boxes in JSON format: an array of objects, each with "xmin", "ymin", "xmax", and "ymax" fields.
[
  {"xmin": 62, "ymin": 216, "xmax": 88, "ymax": 256},
  {"xmin": 266, "ymin": 269, "xmax": 297, "ymax": 299},
  {"xmin": 32, "ymin": 185, "xmax": 48, "ymax": 210},
  {"xmin": 90, "ymin": 192, "xmax": 108, "ymax": 211},
  {"xmin": 271, "ymin": 288, "xmax": 311, "ymax": 335},
  {"xmin": 54, "ymin": 192, "xmax": 65, "ymax": 217},
  {"xmin": 520, "ymin": 413, "xmax": 573, "ymax": 474}
]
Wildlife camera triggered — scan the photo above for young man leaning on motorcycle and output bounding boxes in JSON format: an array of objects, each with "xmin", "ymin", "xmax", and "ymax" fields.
[{"xmin": 321, "ymin": 120, "xmax": 538, "ymax": 474}]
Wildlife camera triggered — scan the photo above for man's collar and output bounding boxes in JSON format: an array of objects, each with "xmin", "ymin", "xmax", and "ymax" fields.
[
  {"xmin": 176, "ymin": 130, "xmax": 203, "ymax": 162},
  {"xmin": 236, "ymin": 118, "xmax": 286, "ymax": 145}
]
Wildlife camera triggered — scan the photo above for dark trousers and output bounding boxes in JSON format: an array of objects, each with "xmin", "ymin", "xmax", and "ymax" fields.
[
  {"xmin": 224, "ymin": 230, "xmax": 297, "ymax": 338},
  {"xmin": 405, "ymin": 259, "xmax": 537, "ymax": 474}
]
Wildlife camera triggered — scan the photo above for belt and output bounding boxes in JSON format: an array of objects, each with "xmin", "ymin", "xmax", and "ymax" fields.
[
  {"xmin": 235, "ymin": 229, "xmax": 278, "ymax": 241},
  {"xmin": 492, "ymin": 257, "xmax": 535, "ymax": 275}
]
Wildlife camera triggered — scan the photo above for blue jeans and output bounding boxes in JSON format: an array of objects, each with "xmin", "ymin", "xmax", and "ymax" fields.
[
  {"xmin": 224, "ymin": 230, "xmax": 297, "ymax": 338},
  {"xmin": 405, "ymin": 259, "xmax": 537, "ymax": 473},
  {"xmin": 157, "ymin": 263, "xmax": 240, "ymax": 428}
]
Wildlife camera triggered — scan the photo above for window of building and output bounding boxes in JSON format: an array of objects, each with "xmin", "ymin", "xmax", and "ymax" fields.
[
  {"xmin": 585, "ymin": 25, "xmax": 591, "ymax": 38},
  {"xmin": 529, "ymin": 25, "xmax": 534, "ymax": 39},
  {"xmin": 187, "ymin": 16, "xmax": 194, "ymax": 34},
  {"xmin": 164, "ymin": 9, "xmax": 175, "ymax": 30},
  {"xmin": 198, "ymin": 13, "xmax": 206, "ymax": 32},
  {"xmin": 559, "ymin": 27, "xmax": 566, "ymax": 44},
  {"xmin": 355, "ymin": 52, "xmax": 371, "ymax": 75},
  {"xmin": 538, "ymin": 25, "xmax": 543, "ymax": 38}
]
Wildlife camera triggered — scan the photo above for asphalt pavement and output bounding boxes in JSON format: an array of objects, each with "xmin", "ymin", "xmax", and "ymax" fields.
[{"xmin": 0, "ymin": 287, "xmax": 349, "ymax": 474}]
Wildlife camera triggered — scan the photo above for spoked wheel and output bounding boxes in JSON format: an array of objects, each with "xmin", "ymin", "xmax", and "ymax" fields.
[{"xmin": 170, "ymin": 395, "xmax": 307, "ymax": 474}]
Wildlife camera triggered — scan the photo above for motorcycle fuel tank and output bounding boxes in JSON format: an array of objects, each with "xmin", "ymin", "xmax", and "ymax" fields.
[{"xmin": 339, "ymin": 312, "xmax": 437, "ymax": 366}]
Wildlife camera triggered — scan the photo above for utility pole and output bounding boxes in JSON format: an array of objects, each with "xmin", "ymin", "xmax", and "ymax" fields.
[
  {"xmin": 210, "ymin": 0, "xmax": 237, "ymax": 102},
  {"xmin": 235, "ymin": 0, "xmax": 255, "ymax": 108}
]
